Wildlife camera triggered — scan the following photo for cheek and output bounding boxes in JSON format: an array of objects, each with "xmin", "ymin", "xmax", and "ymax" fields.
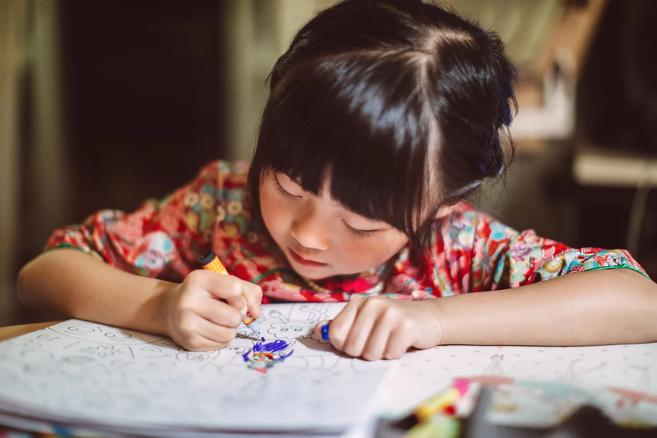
[
  {"xmin": 259, "ymin": 185, "xmax": 290, "ymax": 242},
  {"xmin": 338, "ymin": 231, "xmax": 408, "ymax": 271},
  {"xmin": 260, "ymin": 183, "xmax": 295, "ymax": 247}
]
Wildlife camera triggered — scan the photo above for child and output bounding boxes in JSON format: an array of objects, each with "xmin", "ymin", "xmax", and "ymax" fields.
[{"xmin": 18, "ymin": 0, "xmax": 657, "ymax": 360}]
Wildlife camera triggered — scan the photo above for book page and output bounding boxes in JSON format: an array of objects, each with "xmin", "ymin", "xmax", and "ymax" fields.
[{"xmin": 0, "ymin": 302, "xmax": 391, "ymax": 433}]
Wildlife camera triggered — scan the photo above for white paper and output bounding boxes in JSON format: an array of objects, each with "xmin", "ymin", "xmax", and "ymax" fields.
[
  {"xmin": 0, "ymin": 302, "xmax": 391, "ymax": 434},
  {"xmin": 375, "ymin": 343, "xmax": 657, "ymax": 427},
  {"xmin": 5, "ymin": 303, "xmax": 656, "ymax": 434}
]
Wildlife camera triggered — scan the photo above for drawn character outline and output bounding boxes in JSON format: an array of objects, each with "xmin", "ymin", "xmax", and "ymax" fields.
[{"xmin": 242, "ymin": 339, "xmax": 295, "ymax": 374}]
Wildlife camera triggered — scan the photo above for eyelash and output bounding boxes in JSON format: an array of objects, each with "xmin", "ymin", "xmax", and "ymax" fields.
[
  {"xmin": 343, "ymin": 221, "xmax": 380, "ymax": 237},
  {"xmin": 273, "ymin": 175, "xmax": 301, "ymax": 199},
  {"xmin": 273, "ymin": 173, "xmax": 380, "ymax": 237}
]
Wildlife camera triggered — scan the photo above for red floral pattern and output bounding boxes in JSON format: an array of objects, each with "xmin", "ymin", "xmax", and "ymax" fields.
[{"xmin": 46, "ymin": 161, "xmax": 647, "ymax": 303}]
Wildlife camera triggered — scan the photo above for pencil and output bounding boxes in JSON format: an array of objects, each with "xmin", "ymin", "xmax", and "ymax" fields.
[{"xmin": 198, "ymin": 251, "xmax": 262, "ymax": 340}]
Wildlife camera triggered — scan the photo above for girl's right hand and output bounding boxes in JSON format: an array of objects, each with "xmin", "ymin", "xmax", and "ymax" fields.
[{"xmin": 163, "ymin": 270, "xmax": 263, "ymax": 351}]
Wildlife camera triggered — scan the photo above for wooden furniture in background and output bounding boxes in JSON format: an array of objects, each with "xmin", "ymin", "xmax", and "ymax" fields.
[
  {"xmin": 450, "ymin": 0, "xmax": 607, "ymax": 149},
  {"xmin": 0, "ymin": 0, "xmax": 27, "ymax": 326}
]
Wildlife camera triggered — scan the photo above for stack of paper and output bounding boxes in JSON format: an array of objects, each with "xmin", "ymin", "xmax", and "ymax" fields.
[{"xmin": 0, "ymin": 303, "xmax": 392, "ymax": 436}]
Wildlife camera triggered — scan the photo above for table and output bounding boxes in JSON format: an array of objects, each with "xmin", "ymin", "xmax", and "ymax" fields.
[
  {"xmin": 2, "ymin": 318, "xmax": 657, "ymax": 436},
  {"xmin": 0, "ymin": 321, "xmax": 58, "ymax": 342}
]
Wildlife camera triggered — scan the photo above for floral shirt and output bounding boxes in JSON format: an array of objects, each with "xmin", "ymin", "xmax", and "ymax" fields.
[{"xmin": 46, "ymin": 161, "xmax": 646, "ymax": 303}]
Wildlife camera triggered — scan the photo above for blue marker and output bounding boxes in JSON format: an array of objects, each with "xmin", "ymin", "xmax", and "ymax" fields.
[{"xmin": 321, "ymin": 322, "xmax": 330, "ymax": 341}]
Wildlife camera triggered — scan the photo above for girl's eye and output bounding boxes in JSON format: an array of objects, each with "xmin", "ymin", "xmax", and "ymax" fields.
[
  {"xmin": 274, "ymin": 174, "xmax": 302, "ymax": 199},
  {"xmin": 343, "ymin": 220, "xmax": 383, "ymax": 237}
]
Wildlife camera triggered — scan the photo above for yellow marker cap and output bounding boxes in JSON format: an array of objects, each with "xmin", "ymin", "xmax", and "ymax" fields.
[{"xmin": 198, "ymin": 251, "xmax": 228, "ymax": 276}]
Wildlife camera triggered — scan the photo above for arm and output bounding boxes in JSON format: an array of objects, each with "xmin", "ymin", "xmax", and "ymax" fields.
[
  {"xmin": 17, "ymin": 162, "xmax": 262, "ymax": 350},
  {"xmin": 320, "ymin": 268, "xmax": 657, "ymax": 361},
  {"xmin": 18, "ymin": 249, "xmax": 262, "ymax": 351},
  {"xmin": 320, "ymin": 210, "xmax": 656, "ymax": 360},
  {"xmin": 433, "ymin": 268, "xmax": 657, "ymax": 346},
  {"xmin": 429, "ymin": 210, "xmax": 656, "ymax": 346},
  {"xmin": 18, "ymin": 249, "xmax": 174, "ymax": 336}
]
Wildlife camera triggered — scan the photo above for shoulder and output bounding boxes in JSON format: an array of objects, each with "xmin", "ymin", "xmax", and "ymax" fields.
[
  {"xmin": 164, "ymin": 160, "xmax": 253, "ymax": 221},
  {"xmin": 434, "ymin": 203, "xmax": 518, "ymax": 243},
  {"xmin": 183, "ymin": 160, "xmax": 251, "ymax": 201},
  {"xmin": 194, "ymin": 160, "xmax": 250, "ymax": 187},
  {"xmin": 433, "ymin": 201, "xmax": 518, "ymax": 235}
]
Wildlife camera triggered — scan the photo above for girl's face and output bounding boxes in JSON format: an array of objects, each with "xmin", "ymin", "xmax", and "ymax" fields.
[{"xmin": 259, "ymin": 169, "xmax": 409, "ymax": 280}]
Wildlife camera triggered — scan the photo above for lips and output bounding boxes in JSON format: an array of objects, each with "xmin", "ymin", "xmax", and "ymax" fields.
[{"xmin": 288, "ymin": 247, "xmax": 328, "ymax": 267}]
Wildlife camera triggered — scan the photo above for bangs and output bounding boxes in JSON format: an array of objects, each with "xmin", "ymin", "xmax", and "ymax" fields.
[
  {"xmin": 248, "ymin": 0, "xmax": 518, "ymax": 258},
  {"xmin": 251, "ymin": 53, "xmax": 443, "ymax": 240}
]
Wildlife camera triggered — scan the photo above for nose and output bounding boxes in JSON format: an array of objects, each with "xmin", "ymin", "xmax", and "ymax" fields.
[{"xmin": 290, "ymin": 204, "xmax": 330, "ymax": 251}]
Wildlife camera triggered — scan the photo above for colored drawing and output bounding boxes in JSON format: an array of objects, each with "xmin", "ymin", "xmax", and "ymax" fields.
[
  {"xmin": 241, "ymin": 339, "xmax": 295, "ymax": 374},
  {"xmin": 0, "ymin": 303, "xmax": 394, "ymax": 434}
]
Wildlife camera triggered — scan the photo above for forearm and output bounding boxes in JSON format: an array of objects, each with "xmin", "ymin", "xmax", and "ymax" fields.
[
  {"xmin": 433, "ymin": 269, "xmax": 657, "ymax": 346},
  {"xmin": 17, "ymin": 249, "xmax": 175, "ymax": 335}
]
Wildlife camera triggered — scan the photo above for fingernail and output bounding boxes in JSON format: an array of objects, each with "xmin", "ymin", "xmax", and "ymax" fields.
[{"xmin": 321, "ymin": 323, "xmax": 330, "ymax": 341}]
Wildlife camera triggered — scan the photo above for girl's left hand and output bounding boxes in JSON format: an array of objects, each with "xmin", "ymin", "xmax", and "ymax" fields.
[{"xmin": 313, "ymin": 295, "xmax": 443, "ymax": 360}]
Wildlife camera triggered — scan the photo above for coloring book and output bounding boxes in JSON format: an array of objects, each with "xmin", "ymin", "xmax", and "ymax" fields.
[
  {"xmin": 0, "ymin": 302, "xmax": 390, "ymax": 434},
  {"xmin": 2, "ymin": 302, "xmax": 657, "ymax": 435}
]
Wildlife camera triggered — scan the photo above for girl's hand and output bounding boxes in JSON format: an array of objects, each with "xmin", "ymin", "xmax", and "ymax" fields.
[
  {"xmin": 314, "ymin": 296, "xmax": 443, "ymax": 360},
  {"xmin": 163, "ymin": 270, "xmax": 262, "ymax": 351}
]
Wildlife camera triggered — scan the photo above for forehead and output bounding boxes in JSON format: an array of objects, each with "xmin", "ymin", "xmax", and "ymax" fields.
[{"xmin": 253, "ymin": 83, "xmax": 443, "ymax": 233}]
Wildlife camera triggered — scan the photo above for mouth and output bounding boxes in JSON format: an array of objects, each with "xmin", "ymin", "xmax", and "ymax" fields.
[{"xmin": 288, "ymin": 248, "xmax": 328, "ymax": 267}]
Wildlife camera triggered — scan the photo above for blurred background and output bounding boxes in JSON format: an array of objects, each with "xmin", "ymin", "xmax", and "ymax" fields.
[{"xmin": 1, "ymin": 0, "xmax": 656, "ymax": 326}]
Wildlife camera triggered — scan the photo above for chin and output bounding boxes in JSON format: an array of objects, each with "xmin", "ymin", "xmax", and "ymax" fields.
[
  {"xmin": 292, "ymin": 262, "xmax": 365, "ymax": 281},
  {"xmin": 292, "ymin": 265, "xmax": 333, "ymax": 281}
]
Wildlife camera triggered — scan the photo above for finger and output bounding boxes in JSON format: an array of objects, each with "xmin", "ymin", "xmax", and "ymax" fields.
[
  {"xmin": 342, "ymin": 299, "xmax": 385, "ymax": 357},
  {"xmin": 200, "ymin": 272, "xmax": 251, "ymax": 317},
  {"xmin": 192, "ymin": 270, "xmax": 244, "ymax": 302},
  {"xmin": 361, "ymin": 310, "xmax": 395, "ymax": 361},
  {"xmin": 195, "ymin": 316, "xmax": 237, "ymax": 344},
  {"xmin": 224, "ymin": 286, "xmax": 247, "ymax": 311},
  {"xmin": 241, "ymin": 282, "xmax": 263, "ymax": 318},
  {"xmin": 328, "ymin": 295, "xmax": 367, "ymax": 351},
  {"xmin": 383, "ymin": 324, "xmax": 414, "ymax": 360},
  {"xmin": 198, "ymin": 297, "xmax": 243, "ymax": 328},
  {"xmin": 222, "ymin": 280, "xmax": 263, "ymax": 322}
]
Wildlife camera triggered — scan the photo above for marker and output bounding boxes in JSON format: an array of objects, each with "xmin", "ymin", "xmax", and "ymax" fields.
[
  {"xmin": 393, "ymin": 379, "xmax": 470, "ymax": 430},
  {"xmin": 406, "ymin": 415, "xmax": 460, "ymax": 438},
  {"xmin": 198, "ymin": 251, "xmax": 262, "ymax": 340},
  {"xmin": 414, "ymin": 379, "xmax": 470, "ymax": 422},
  {"xmin": 321, "ymin": 322, "xmax": 330, "ymax": 341}
]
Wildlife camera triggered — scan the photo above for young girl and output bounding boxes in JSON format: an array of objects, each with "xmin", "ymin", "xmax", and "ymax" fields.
[{"xmin": 18, "ymin": 0, "xmax": 657, "ymax": 361}]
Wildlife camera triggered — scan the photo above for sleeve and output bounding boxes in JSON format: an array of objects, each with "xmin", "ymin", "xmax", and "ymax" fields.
[
  {"xmin": 45, "ymin": 161, "xmax": 225, "ymax": 281},
  {"xmin": 430, "ymin": 210, "xmax": 648, "ymax": 294}
]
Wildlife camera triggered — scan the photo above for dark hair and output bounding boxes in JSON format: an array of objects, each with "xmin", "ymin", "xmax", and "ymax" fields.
[{"xmin": 248, "ymin": 0, "xmax": 517, "ymax": 256}]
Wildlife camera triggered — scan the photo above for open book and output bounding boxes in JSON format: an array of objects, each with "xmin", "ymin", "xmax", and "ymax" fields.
[{"xmin": 0, "ymin": 302, "xmax": 392, "ymax": 436}]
